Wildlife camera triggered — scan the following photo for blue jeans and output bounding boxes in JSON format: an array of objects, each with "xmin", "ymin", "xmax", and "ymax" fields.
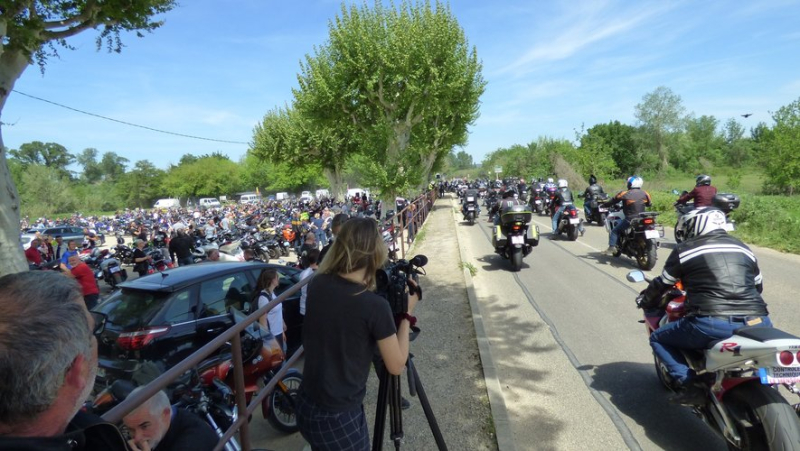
[
  {"xmin": 608, "ymin": 218, "xmax": 630, "ymax": 247},
  {"xmin": 552, "ymin": 205, "xmax": 565, "ymax": 231},
  {"xmin": 584, "ymin": 201, "xmax": 592, "ymax": 218},
  {"xmin": 650, "ymin": 315, "xmax": 773, "ymax": 384}
]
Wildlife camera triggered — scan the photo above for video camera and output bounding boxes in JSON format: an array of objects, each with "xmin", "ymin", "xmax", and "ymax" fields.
[{"xmin": 375, "ymin": 254, "xmax": 428, "ymax": 315}]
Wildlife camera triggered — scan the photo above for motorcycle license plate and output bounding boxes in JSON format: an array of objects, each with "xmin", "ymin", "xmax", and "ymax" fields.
[
  {"xmin": 569, "ymin": 218, "xmax": 580, "ymax": 224},
  {"xmin": 467, "ymin": 206, "xmax": 475, "ymax": 211},
  {"xmin": 109, "ymin": 266, "xmax": 120, "ymax": 273},
  {"xmin": 723, "ymin": 223, "xmax": 735, "ymax": 232},
  {"xmin": 535, "ymin": 200, "xmax": 542, "ymax": 204},
  {"xmin": 598, "ymin": 207, "xmax": 608, "ymax": 212},
  {"xmin": 759, "ymin": 367, "xmax": 800, "ymax": 385},
  {"xmin": 511, "ymin": 235, "xmax": 524, "ymax": 245},
  {"xmin": 645, "ymin": 230, "xmax": 660, "ymax": 239}
]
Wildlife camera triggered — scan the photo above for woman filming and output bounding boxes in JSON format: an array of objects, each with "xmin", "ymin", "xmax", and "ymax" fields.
[
  {"xmin": 296, "ymin": 217, "xmax": 419, "ymax": 450},
  {"xmin": 256, "ymin": 268, "xmax": 286, "ymax": 352}
]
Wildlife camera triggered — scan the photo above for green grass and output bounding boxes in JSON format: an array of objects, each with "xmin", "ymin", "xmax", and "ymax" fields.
[
  {"xmin": 413, "ymin": 227, "xmax": 426, "ymax": 244},
  {"xmin": 459, "ymin": 261, "xmax": 478, "ymax": 277}
]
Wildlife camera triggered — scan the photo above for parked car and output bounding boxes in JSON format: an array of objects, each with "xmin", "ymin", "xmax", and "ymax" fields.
[
  {"xmin": 153, "ymin": 198, "xmax": 181, "ymax": 209},
  {"xmin": 42, "ymin": 226, "xmax": 86, "ymax": 244},
  {"xmin": 198, "ymin": 197, "xmax": 222, "ymax": 210},
  {"xmin": 92, "ymin": 261, "xmax": 304, "ymax": 388},
  {"xmin": 20, "ymin": 233, "xmax": 38, "ymax": 250},
  {"xmin": 299, "ymin": 191, "xmax": 314, "ymax": 202},
  {"xmin": 239, "ymin": 193, "xmax": 261, "ymax": 205}
]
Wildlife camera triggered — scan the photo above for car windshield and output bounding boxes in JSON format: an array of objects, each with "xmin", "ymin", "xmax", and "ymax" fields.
[{"xmin": 97, "ymin": 289, "xmax": 172, "ymax": 329}]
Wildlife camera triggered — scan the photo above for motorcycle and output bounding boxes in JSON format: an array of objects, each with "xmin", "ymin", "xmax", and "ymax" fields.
[
  {"xmin": 674, "ymin": 193, "xmax": 740, "ymax": 244},
  {"xmin": 99, "ymin": 254, "xmax": 127, "ymax": 290},
  {"xmin": 626, "ymin": 270, "xmax": 800, "ymax": 449},
  {"xmin": 582, "ymin": 193, "xmax": 610, "ymax": 226},
  {"xmin": 604, "ymin": 208, "xmax": 663, "ymax": 270},
  {"xmin": 530, "ymin": 189, "xmax": 546, "ymax": 215},
  {"xmin": 463, "ymin": 194, "xmax": 478, "ymax": 225},
  {"xmin": 553, "ymin": 204, "xmax": 583, "ymax": 241},
  {"xmin": 492, "ymin": 204, "xmax": 539, "ymax": 272}
]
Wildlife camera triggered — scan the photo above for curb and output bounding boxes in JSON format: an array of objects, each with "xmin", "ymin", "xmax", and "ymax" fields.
[{"xmin": 449, "ymin": 197, "xmax": 516, "ymax": 451}]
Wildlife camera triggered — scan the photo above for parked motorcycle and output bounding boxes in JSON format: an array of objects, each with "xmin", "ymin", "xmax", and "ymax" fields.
[
  {"xmin": 604, "ymin": 208, "xmax": 663, "ymax": 270},
  {"xmin": 492, "ymin": 204, "xmax": 539, "ymax": 271},
  {"xmin": 553, "ymin": 204, "xmax": 583, "ymax": 241},
  {"xmin": 99, "ymin": 254, "xmax": 127, "ymax": 290},
  {"xmin": 674, "ymin": 193, "xmax": 740, "ymax": 244},
  {"xmin": 627, "ymin": 270, "xmax": 800, "ymax": 449}
]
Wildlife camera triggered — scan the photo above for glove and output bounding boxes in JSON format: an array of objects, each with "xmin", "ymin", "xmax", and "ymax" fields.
[{"xmin": 635, "ymin": 292, "xmax": 646, "ymax": 309}]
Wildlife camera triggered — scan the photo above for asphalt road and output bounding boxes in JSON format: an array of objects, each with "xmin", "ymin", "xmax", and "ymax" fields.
[{"xmin": 453, "ymin": 198, "xmax": 800, "ymax": 451}]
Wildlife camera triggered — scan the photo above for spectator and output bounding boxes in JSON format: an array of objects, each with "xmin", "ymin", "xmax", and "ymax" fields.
[
  {"xmin": 122, "ymin": 388, "xmax": 217, "ymax": 451},
  {"xmin": 312, "ymin": 213, "xmax": 326, "ymax": 247},
  {"xmin": 40, "ymin": 234, "xmax": 55, "ymax": 261},
  {"xmin": 203, "ymin": 219, "xmax": 217, "ymax": 240},
  {"xmin": 206, "ymin": 249, "xmax": 221, "ymax": 262},
  {"xmin": 53, "ymin": 235, "xmax": 66, "ymax": 260},
  {"xmin": 319, "ymin": 213, "xmax": 349, "ymax": 263},
  {"xmin": 66, "ymin": 254, "xmax": 101, "ymax": 310},
  {"xmin": 0, "ymin": 272, "xmax": 128, "ymax": 449},
  {"xmin": 256, "ymin": 269, "xmax": 286, "ymax": 352},
  {"xmin": 24, "ymin": 238, "xmax": 43, "ymax": 266},
  {"xmin": 168, "ymin": 229, "xmax": 194, "ymax": 267},
  {"xmin": 132, "ymin": 239, "xmax": 152, "ymax": 277},
  {"xmin": 299, "ymin": 232, "xmax": 317, "ymax": 261},
  {"xmin": 299, "ymin": 249, "xmax": 320, "ymax": 316},
  {"xmin": 60, "ymin": 240, "xmax": 80, "ymax": 271}
]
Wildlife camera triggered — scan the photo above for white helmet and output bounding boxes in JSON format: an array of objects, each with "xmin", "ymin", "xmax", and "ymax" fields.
[
  {"xmin": 627, "ymin": 176, "xmax": 643, "ymax": 189},
  {"xmin": 557, "ymin": 179, "xmax": 568, "ymax": 188},
  {"xmin": 683, "ymin": 208, "xmax": 728, "ymax": 240},
  {"xmin": 547, "ymin": 177, "xmax": 554, "ymax": 184}
]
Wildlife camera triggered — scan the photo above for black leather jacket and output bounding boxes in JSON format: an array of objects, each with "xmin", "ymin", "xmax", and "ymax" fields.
[
  {"xmin": 554, "ymin": 188, "xmax": 574, "ymax": 207},
  {"xmin": 641, "ymin": 231, "xmax": 767, "ymax": 317},
  {"xmin": 584, "ymin": 184, "xmax": 605, "ymax": 199}
]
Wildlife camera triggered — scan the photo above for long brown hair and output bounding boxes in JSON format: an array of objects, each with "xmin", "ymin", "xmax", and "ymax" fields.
[
  {"xmin": 256, "ymin": 268, "xmax": 278, "ymax": 293},
  {"xmin": 317, "ymin": 217, "xmax": 387, "ymax": 290}
]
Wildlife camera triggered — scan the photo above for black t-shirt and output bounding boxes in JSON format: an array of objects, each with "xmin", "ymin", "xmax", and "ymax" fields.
[
  {"xmin": 132, "ymin": 248, "xmax": 147, "ymax": 272},
  {"xmin": 154, "ymin": 408, "xmax": 218, "ymax": 451},
  {"xmin": 301, "ymin": 273, "xmax": 396, "ymax": 411}
]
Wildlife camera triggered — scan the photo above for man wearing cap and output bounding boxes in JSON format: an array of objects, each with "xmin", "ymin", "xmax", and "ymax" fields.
[{"xmin": 318, "ymin": 213, "xmax": 349, "ymax": 263}]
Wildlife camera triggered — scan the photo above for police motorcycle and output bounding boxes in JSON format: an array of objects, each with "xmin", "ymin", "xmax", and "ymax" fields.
[
  {"xmin": 462, "ymin": 189, "xmax": 480, "ymax": 225},
  {"xmin": 605, "ymin": 207, "xmax": 664, "ymax": 270},
  {"xmin": 492, "ymin": 201, "xmax": 539, "ymax": 272},
  {"xmin": 674, "ymin": 193, "xmax": 740, "ymax": 244},
  {"xmin": 627, "ymin": 270, "xmax": 800, "ymax": 450}
]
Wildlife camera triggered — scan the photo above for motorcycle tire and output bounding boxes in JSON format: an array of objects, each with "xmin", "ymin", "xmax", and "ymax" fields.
[
  {"xmin": 598, "ymin": 213, "xmax": 607, "ymax": 227},
  {"xmin": 510, "ymin": 247, "xmax": 523, "ymax": 272},
  {"xmin": 468, "ymin": 212, "xmax": 475, "ymax": 225},
  {"xmin": 567, "ymin": 225, "xmax": 579, "ymax": 241},
  {"xmin": 653, "ymin": 354, "xmax": 674, "ymax": 391},
  {"xmin": 637, "ymin": 240, "xmax": 658, "ymax": 271},
  {"xmin": 258, "ymin": 250, "xmax": 270, "ymax": 263},
  {"xmin": 269, "ymin": 248, "xmax": 281, "ymax": 260},
  {"xmin": 265, "ymin": 374, "xmax": 302, "ymax": 433},
  {"xmin": 724, "ymin": 381, "xmax": 800, "ymax": 450}
]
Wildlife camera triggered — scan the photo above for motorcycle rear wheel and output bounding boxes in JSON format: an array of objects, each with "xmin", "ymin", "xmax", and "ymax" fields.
[
  {"xmin": 637, "ymin": 241, "xmax": 658, "ymax": 271},
  {"xmin": 724, "ymin": 381, "xmax": 800, "ymax": 451},
  {"xmin": 266, "ymin": 374, "xmax": 302, "ymax": 433},
  {"xmin": 510, "ymin": 247, "xmax": 523, "ymax": 272},
  {"xmin": 567, "ymin": 225, "xmax": 579, "ymax": 241}
]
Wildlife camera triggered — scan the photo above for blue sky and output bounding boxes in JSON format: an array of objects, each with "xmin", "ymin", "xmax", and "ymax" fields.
[{"xmin": 4, "ymin": 0, "xmax": 799, "ymax": 171}]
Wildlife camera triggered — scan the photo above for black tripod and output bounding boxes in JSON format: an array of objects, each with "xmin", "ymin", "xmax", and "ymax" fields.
[{"xmin": 372, "ymin": 347, "xmax": 447, "ymax": 451}]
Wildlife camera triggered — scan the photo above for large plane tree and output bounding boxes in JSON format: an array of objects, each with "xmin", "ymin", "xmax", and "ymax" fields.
[{"xmin": 0, "ymin": 1, "xmax": 176, "ymax": 276}]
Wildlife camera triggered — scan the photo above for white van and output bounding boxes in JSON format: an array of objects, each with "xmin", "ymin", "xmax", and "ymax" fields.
[
  {"xmin": 315, "ymin": 189, "xmax": 330, "ymax": 199},
  {"xmin": 347, "ymin": 188, "xmax": 370, "ymax": 200},
  {"xmin": 276, "ymin": 192, "xmax": 289, "ymax": 201},
  {"xmin": 153, "ymin": 198, "xmax": 181, "ymax": 209},
  {"xmin": 239, "ymin": 194, "xmax": 260, "ymax": 205},
  {"xmin": 198, "ymin": 197, "xmax": 221, "ymax": 210},
  {"xmin": 300, "ymin": 191, "xmax": 314, "ymax": 202}
]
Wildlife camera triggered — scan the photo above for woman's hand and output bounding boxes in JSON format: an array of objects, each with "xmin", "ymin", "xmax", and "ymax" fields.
[{"xmin": 406, "ymin": 279, "xmax": 420, "ymax": 315}]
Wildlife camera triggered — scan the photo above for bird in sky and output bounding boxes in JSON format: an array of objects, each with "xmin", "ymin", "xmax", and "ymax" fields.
[{"xmin": 741, "ymin": 113, "xmax": 753, "ymax": 118}]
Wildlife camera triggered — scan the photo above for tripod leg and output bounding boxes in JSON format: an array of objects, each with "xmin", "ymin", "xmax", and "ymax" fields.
[
  {"xmin": 372, "ymin": 363, "xmax": 391, "ymax": 451},
  {"xmin": 389, "ymin": 374, "xmax": 404, "ymax": 449},
  {"xmin": 408, "ymin": 359, "xmax": 448, "ymax": 451}
]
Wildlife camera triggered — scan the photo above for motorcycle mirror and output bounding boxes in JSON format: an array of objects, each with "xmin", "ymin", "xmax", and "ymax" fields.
[{"xmin": 626, "ymin": 271, "xmax": 646, "ymax": 283}]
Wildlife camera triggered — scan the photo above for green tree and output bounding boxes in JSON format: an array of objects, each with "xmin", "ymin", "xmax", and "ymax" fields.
[
  {"xmin": 0, "ymin": 0, "xmax": 176, "ymax": 276},
  {"xmin": 99, "ymin": 151, "xmax": 129, "ymax": 182},
  {"xmin": 293, "ymin": 0, "xmax": 484, "ymax": 211},
  {"xmin": 634, "ymin": 86, "xmax": 686, "ymax": 171},
  {"xmin": 450, "ymin": 150, "xmax": 474, "ymax": 170},
  {"xmin": 9, "ymin": 141, "xmax": 74, "ymax": 178},
  {"xmin": 763, "ymin": 97, "xmax": 800, "ymax": 194},
  {"xmin": 117, "ymin": 160, "xmax": 165, "ymax": 209},
  {"xmin": 677, "ymin": 115, "xmax": 722, "ymax": 171},
  {"xmin": 76, "ymin": 147, "xmax": 103, "ymax": 183},
  {"xmin": 162, "ymin": 155, "xmax": 242, "ymax": 199},
  {"xmin": 722, "ymin": 118, "xmax": 751, "ymax": 167},
  {"xmin": 18, "ymin": 164, "xmax": 74, "ymax": 217}
]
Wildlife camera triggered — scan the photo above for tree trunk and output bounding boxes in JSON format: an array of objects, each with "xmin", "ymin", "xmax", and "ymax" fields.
[
  {"xmin": 323, "ymin": 166, "xmax": 346, "ymax": 202},
  {"xmin": 0, "ymin": 49, "xmax": 33, "ymax": 276}
]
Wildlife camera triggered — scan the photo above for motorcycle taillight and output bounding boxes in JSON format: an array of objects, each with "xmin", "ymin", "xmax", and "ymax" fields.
[
  {"xmin": 643, "ymin": 218, "xmax": 654, "ymax": 225},
  {"xmin": 117, "ymin": 326, "xmax": 170, "ymax": 350},
  {"xmin": 569, "ymin": 210, "xmax": 578, "ymax": 217}
]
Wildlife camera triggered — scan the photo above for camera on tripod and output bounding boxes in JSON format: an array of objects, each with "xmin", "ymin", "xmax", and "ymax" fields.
[{"xmin": 375, "ymin": 255, "xmax": 428, "ymax": 315}]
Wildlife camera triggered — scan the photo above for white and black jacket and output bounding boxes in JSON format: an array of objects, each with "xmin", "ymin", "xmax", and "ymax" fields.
[{"xmin": 641, "ymin": 230, "xmax": 768, "ymax": 317}]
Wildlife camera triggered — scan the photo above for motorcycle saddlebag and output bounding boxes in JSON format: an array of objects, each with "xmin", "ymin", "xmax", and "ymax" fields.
[
  {"xmin": 712, "ymin": 193, "xmax": 740, "ymax": 213},
  {"xmin": 526, "ymin": 225, "xmax": 540, "ymax": 247},
  {"xmin": 493, "ymin": 225, "xmax": 507, "ymax": 249},
  {"xmin": 500, "ymin": 205, "xmax": 532, "ymax": 225}
]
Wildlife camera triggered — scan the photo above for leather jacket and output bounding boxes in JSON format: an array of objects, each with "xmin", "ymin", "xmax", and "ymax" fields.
[
  {"xmin": 584, "ymin": 184, "xmax": 605, "ymax": 199},
  {"xmin": 641, "ymin": 231, "xmax": 767, "ymax": 317},
  {"xmin": 554, "ymin": 188, "xmax": 574, "ymax": 207},
  {"xmin": 603, "ymin": 188, "xmax": 651, "ymax": 220},
  {"xmin": 0, "ymin": 411, "xmax": 127, "ymax": 451},
  {"xmin": 677, "ymin": 185, "xmax": 717, "ymax": 208}
]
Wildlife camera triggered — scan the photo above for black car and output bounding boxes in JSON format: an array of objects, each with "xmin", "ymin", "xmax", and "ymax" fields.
[
  {"xmin": 41, "ymin": 226, "xmax": 86, "ymax": 243},
  {"xmin": 93, "ymin": 262, "xmax": 304, "ymax": 387}
]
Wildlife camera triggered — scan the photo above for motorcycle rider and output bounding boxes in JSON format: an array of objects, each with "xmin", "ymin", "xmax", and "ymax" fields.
[
  {"xmin": 676, "ymin": 174, "xmax": 717, "ymax": 208},
  {"xmin": 461, "ymin": 187, "xmax": 481, "ymax": 219},
  {"xmin": 601, "ymin": 176, "xmax": 652, "ymax": 255},
  {"xmin": 492, "ymin": 188, "xmax": 526, "ymax": 226},
  {"xmin": 551, "ymin": 179, "xmax": 585, "ymax": 236},
  {"xmin": 635, "ymin": 208, "xmax": 771, "ymax": 405},
  {"xmin": 583, "ymin": 174, "xmax": 606, "ymax": 219}
]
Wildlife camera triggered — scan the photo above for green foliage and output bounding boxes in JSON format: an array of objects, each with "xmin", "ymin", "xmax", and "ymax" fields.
[
  {"xmin": 76, "ymin": 148, "xmax": 103, "ymax": 183},
  {"xmin": 18, "ymin": 164, "xmax": 75, "ymax": 217},
  {"xmin": 634, "ymin": 86, "xmax": 686, "ymax": 171},
  {"xmin": 116, "ymin": 160, "xmax": 165, "ymax": 209},
  {"xmin": 162, "ymin": 155, "xmax": 241, "ymax": 198},
  {"xmin": 726, "ymin": 169, "xmax": 742, "ymax": 191},
  {"xmin": 449, "ymin": 150, "xmax": 474, "ymax": 170},
  {"xmin": 676, "ymin": 115, "xmax": 723, "ymax": 171},
  {"xmin": 762, "ymin": 97, "xmax": 800, "ymax": 195},
  {"xmin": 9, "ymin": 141, "xmax": 74, "ymax": 178},
  {"xmin": 729, "ymin": 195, "xmax": 800, "ymax": 253}
]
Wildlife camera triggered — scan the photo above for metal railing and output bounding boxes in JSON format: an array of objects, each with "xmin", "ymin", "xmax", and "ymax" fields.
[{"xmin": 102, "ymin": 188, "xmax": 438, "ymax": 450}]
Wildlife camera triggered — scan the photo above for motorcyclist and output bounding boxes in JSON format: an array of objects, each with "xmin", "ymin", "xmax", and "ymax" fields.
[
  {"xmin": 635, "ymin": 208, "xmax": 771, "ymax": 405},
  {"xmin": 551, "ymin": 179, "xmax": 585, "ymax": 236},
  {"xmin": 492, "ymin": 189, "xmax": 524, "ymax": 226},
  {"xmin": 676, "ymin": 174, "xmax": 717, "ymax": 208},
  {"xmin": 461, "ymin": 187, "xmax": 481, "ymax": 218},
  {"xmin": 601, "ymin": 176, "xmax": 652, "ymax": 255},
  {"xmin": 583, "ymin": 174, "xmax": 606, "ymax": 218}
]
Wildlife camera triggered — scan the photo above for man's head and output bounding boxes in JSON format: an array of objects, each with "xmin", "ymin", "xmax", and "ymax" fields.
[
  {"xmin": 122, "ymin": 389, "xmax": 171, "ymax": 450},
  {"xmin": 67, "ymin": 240, "xmax": 78, "ymax": 251},
  {"xmin": 0, "ymin": 272, "xmax": 96, "ymax": 436},
  {"xmin": 29, "ymin": 238, "xmax": 41, "ymax": 249},
  {"xmin": 305, "ymin": 232, "xmax": 316, "ymax": 244},
  {"xmin": 330, "ymin": 213, "xmax": 349, "ymax": 237},
  {"xmin": 55, "ymin": 235, "xmax": 63, "ymax": 244},
  {"xmin": 67, "ymin": 254, "xmax": 82, "ymax": 269},
  {"xmin": 207, "ymin": 249, "xmax": 220, "ymax": 261}
]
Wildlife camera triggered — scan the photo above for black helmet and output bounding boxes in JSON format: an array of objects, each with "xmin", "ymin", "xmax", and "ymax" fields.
[
  {"xmin": 696, "ymin": 174, "xmax": 711, "ymax": 186},
  {"xmin": 588, "ymin": 174, "xmax": 597, "ymax": 185},
  {"xmin": 502, "ymin": 189, "xmax": 515, "ymax": 199}
]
